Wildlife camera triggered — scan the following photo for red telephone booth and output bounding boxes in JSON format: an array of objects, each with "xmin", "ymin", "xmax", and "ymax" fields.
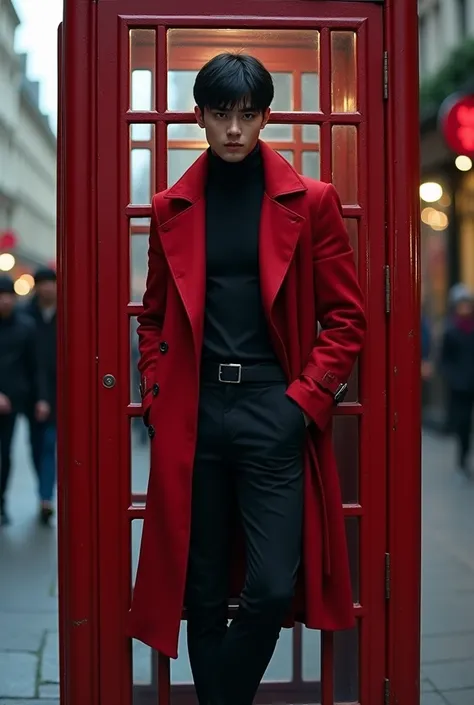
[{"xmin": 57, "ymin": 1, "xmax": 421, "ymax": 703}]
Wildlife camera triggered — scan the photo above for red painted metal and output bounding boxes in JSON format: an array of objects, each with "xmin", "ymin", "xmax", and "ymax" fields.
[
  {"xmin": 385, "ymin": 0, "xmax": 422, "ymax": 701},
  {"xmin": 57, "ymin": 2, "xmax": 100, "ymax": 705},
  {"xmin": 59, "ymin": 0, "xmax": 421, "ymax": 703}
]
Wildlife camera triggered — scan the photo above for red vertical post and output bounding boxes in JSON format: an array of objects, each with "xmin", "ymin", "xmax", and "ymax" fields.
[
  {"xmin": 58, "ymin": 2, "xmax": 100, "ymax": 705},
  {"xmin": 385, "ymin": 0, "xmax": 422, "ymax": 703}
]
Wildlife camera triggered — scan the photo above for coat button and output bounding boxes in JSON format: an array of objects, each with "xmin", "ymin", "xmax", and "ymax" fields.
[
  {"xmin": 152, "ymin": 383, "xmax": 160, "ymax": 397},
  {"xmin": 148, "ymin": 425, "xmax": 155, "ymax": 439},
  {"xmin": 159, "ymin": 341, "xmax": 169, "ymax": 354}
]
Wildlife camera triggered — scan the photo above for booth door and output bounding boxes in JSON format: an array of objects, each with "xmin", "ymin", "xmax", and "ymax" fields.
[{"xmin": 95, "ymin": 3, "xmax": 386, "ymax": 704}]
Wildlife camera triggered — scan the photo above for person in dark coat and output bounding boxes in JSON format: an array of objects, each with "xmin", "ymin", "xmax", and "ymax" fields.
[
  {"xmin": 440, "ymin": 283, "xmax": 474, "ymax": 476},
  {"xmin": 0, "ymin": 275, "xmax": 50, "ymax": 525},
  {"xmin": 24, "ymin": 267, "xmax": 57, "ymax": 524}
]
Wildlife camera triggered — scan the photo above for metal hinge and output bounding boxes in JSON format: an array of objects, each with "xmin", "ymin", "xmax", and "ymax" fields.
[
  {"xmin": 383, "ymin": 51, "xmax": 389, "ymax": 100},
  {"xmin": 384, "ymin": 678, "xmax": 390, "ymax": 705},
  {"xmin": 384, "ymin": 265, "xmax": 391, "ymax": 313},
  {"xmin": 385, "ymin": 552, "xmax": 391, "ymax": 599}
]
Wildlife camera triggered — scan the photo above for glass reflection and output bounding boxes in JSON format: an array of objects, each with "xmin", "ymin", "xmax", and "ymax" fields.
[
  {"xmin": 129, "ymin": 29, "xmax": 156, "ymax": 112},
  {"xmin": 333, "ymin": 416, "xmax": 359, "ymax": 503},
  {"xmin": 334, "ymin": 624, "xmax": 359, "ymax": 702},
  {"xmin": 168, "ymin": 148, "xmax": 204, "ymax": 186},
  {"xmin": 302, "ymin": 151, "xmax": 320, "ymax": 179},
  {"xmin": 331, "ymin": 32, "xmax": 357, "ymax": 113},
  {"xmin": 332, "ymin": 125, "xmax": 358, "ymax": 204}
]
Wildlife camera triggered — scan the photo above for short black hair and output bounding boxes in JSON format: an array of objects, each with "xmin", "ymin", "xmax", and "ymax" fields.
[
  {"xmin": 34, "ymin": 267, "xmax": 57, "ymax": 284},
  {"xmin": 193, "ymin": 53, "xmax": 274, "ymax": 113}
]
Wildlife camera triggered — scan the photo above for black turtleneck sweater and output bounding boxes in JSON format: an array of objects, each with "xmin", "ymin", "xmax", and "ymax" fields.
[{"xmin": 202, "ymin": 145, "xmax": 278, "ymax": 364}]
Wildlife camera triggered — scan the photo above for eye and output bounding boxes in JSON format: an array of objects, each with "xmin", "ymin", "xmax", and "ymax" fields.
[
  {"xmin": 242, "ymin": 112, "xmax": 257, "ymax": 120},
  {"xmin": 214, "ymin": 112, "xmax": 227, "ymax": 119}
]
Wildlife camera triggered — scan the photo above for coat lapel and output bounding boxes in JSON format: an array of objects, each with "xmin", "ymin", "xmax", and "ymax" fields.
[
  {"xmin": 159, "ymin": 153, "xmax": 208, "ymax": 362},
  {"xmin": 258, "ymin": 141, "xmax": 307, "ymax": 325}
]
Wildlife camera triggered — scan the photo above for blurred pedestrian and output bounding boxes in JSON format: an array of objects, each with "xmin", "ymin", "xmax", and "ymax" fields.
[
  {"xmin": 0, "ymin": 275, "xmax": 50, "ymax": 525},
  {"xmin": 421, "ymin": 312, "xmax": 433, "ymax": 381},
  {"xmin": 24, "ymin": 267, "xmax": 57, "ymax": 524},
  {"xmin": 440, "ymin": 283, "xmax": 474, "ymax": 476}
]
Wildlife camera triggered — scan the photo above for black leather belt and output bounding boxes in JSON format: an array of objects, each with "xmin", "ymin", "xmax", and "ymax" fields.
[{"xmin": 201, "ymin": 362, "xmax": 287, "ymax": 384}]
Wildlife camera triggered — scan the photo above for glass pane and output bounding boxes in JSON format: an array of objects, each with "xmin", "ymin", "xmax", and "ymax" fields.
[
  {"xmin": 130, "ymin": 233, "xmax": 149, "ymax": 301},
  {"xmin": 331, "ymin": 31, "xmax": 357, "ymax": 113},
  {"xmin": 131, "ymin": 519, "xmax": 143, "ymax": 587},
  {"xmin": 302, "ymin": 627, "xmax": 322, "ymax": 683},
  {"xmin": 130, "ymin": 125, "xmax": 155, "ymax": 204},
  {"xmin": 131, "ymin": 121, "xmax": 152, "ymax": 141},
  {"xmin": 265, "ymin": 73, "xmax": 293, "ymax": 141},
  {"xmin": 302, "ymin": 72, "xmax": 320, "ymax": 113},
  {"xmin": 332, "ymin": 125, "xmax": 357, "ymax": 205},
  {"xmin": 171, "ymin": 622, "xmax": 194, "ymax": 684},
  {"xmin": 132, "ymin": 639, "xmax": 152, "ymax": 686},
  {"xmin": 261, "ymin": 628, "xmax": 293, "ymax": 682},
  {"xmin": 168, "ymin": 70, "xmax": 202, "ymax": 140},
  {"xmin": 333, "ymin": 416, "xmax": 359, "ymax": 503},
  {"xmin": 131, "ymin": 416, "xmax": 150, "ymax": 501},
  {"xmin": 168, "ymin": 148, "xmax": 204, "ymax": 186},
  {"xmin": 276, "ymin": 150, "xmax": 293, "ymax": 165},
  {"xmin": 334, "ymin": 623, "xmax": 359, "ymax": 702},
  {"xmin": 345, "ymin": 517, "xmax": 359, "ymax": 603},
  {"xmin": 302, "ymin": 151, "xmax": 320, "ymax": 179},
  {"xmin": 302, "ymin": 124, "xmax": 320, "ymax": 143},
  {"xmin": 130, "ymin": 29, "xmax": 155, "ymax": 112}
]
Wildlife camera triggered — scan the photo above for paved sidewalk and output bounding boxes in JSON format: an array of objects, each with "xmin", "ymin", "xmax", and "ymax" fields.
[{"xmin": 1, "ymin": 420, "xmax": 474, "ymax": 703}]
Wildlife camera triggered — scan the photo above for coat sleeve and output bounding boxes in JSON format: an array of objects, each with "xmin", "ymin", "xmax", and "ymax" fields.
[
  {"xmin": 137, "ymin": 195, "xmax": 168, "ymax": 423},
  {"xmin": 286, "ymin": 182, "xmax": 366, "ymax": 430}
]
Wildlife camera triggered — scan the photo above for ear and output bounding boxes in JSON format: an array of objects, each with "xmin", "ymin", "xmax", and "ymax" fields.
[
  {"xmin": 260, "ymin": 107, "xmax": 271, "ymax": 130},
  {"xmin": 194, "ymin": 106, "xmax": 205, "ymax": 129}
]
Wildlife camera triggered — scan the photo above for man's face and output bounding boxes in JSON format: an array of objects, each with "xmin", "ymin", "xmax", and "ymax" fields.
[
  {"xmin": 36, "ymin": 280, "xmax": 57, "ymax": 306},
  {"xmin": 195, "ymin": 102, "xmax": 270, "ymax": 163},
  {"xmin": 0, "ymin": 292, "xmax": 15, "ymax": 318}
]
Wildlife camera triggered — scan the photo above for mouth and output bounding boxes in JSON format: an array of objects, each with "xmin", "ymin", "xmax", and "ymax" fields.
[{"xmin": 225, "ymin": 143, "xmax": 243, "ymax": 148}]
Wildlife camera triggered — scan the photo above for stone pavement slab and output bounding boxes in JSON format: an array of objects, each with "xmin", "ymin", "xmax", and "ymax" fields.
[
  {"xmin": 0, "ymin": 652, "xmax": 37, "ymax": 698},
  {"xmin": 444, "ymin": 688, "xmax": 474, "ymax": 705},
  {"xmin": 421, "ymin": 694, "xmax": 449, "ymax": 705}
]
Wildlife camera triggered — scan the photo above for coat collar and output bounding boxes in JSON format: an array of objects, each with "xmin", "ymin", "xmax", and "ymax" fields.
[{"xmin": 164, "ymin": 139, "xmax": 307, "ymax": 203}]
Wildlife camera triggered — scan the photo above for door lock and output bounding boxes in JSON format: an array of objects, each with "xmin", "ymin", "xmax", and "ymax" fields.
[{"xmin": 102, "ymin": 374, "xmax": 116, "ymax": 389}]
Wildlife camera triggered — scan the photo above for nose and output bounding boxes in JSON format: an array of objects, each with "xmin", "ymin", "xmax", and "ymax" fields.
[{"xmin": 227, "ymin": 117, "xmax": 242, "ymax": 137}]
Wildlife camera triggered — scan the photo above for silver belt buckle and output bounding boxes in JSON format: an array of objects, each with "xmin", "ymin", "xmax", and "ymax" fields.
[{"xmin": 218, "ymin": 363, "xmax": 242, "ymax": 384}]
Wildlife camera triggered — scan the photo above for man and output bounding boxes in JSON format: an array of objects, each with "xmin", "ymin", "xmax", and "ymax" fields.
[
  {"xmin": 0, "ymin": 275, "xmax": 49, "ymax": 525},
  {"xmin": 25, "ymin": 267, "xmax": 57, "ymax": 524},
  {"xmin": 128, "ymin": 53, "xmax": 366, "ymax": 705}
]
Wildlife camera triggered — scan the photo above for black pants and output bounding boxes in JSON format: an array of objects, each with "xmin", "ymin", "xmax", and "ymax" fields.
[
  {"xmin": 185, "ymin": 380, "xmax": 305, "ymax": 705},
  {"xmin": 449, "ymin": 390, "xmax": 474, "ymax": 468},
  {"xmin": 0, "ymin": 413, "xmax": 17, "ymax": 512}
]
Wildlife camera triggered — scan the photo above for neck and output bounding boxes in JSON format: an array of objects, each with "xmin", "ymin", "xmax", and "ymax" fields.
[{"xmin": 207, "ymin": 142, "xmax": 262, "ymax": 182}]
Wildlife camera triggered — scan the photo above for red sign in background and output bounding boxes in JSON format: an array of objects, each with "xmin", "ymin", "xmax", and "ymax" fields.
[
  {"xmin": 0, "ymin": 230, "xmax": 17, "ymax": 250},
  {"xmin": 440, "ymin": 94, "xmax": 474, "ymax": 156}
]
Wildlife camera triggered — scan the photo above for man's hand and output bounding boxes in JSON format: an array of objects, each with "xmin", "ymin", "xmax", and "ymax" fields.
[
  {"xmin": 0, "ymin": 393, "xmax": 11, "ymax": 414},
  {"xmin": 35, "ymin": 401, "xmax": 51, "ymax": 422}
]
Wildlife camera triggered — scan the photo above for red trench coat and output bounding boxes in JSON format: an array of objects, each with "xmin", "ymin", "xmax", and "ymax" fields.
[{"xmin": 127, "ymin": 140, "xmax": 366, "ymax": 658}]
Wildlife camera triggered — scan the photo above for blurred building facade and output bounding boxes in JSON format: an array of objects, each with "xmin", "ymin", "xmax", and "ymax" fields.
[
  {"xmin": 419, "ymin": 0, "xmax": 474, "ymax": 420},
  {"xmin": 419, "ymin": 0, "xmax": 474, "ymax": 323},
  {"xmin": 0, "ymin": 0, "xmax": 56, "ymax": 296}
]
